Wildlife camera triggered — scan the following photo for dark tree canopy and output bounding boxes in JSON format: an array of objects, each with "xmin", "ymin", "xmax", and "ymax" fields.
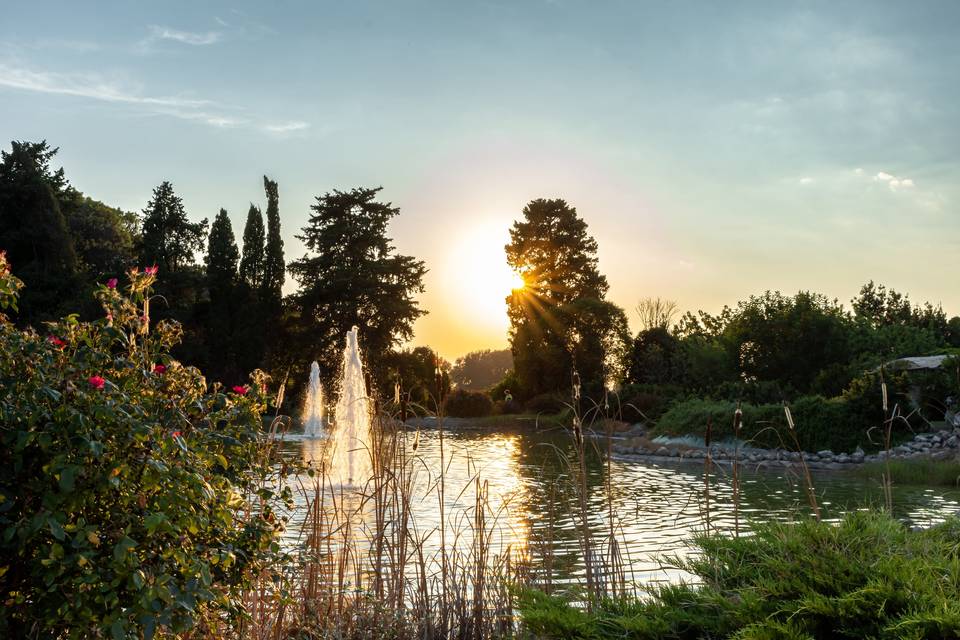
[
  {"xmin": 239, "ymin": 204, "xmax": 265, "ymax": 291},
  {"xmin": 261, "ymin": 176, "xmax": 285, "ymax": 307},
  {"xmin": 206, "ymin": 208, "xmax": 239, "ymax": 291},
  {"xmin": 505, "ymin": 198, "xmax": 626, "ymax": 398},
  {"xmin": 0, "ymin": 141, "xmax": 79, "ymax": 320},
  {"xmin": 288, "ymin": 186, "xmax": 427, "ymax": 385},
  {"xmin": 140, "ymin": 181, "xmax": 207, "ymax": 274}
]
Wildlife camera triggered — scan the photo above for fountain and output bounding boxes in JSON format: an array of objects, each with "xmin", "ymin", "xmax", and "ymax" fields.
[
  {"xmin": 302, "ymin": 361, "xmax": 324, "ymax": 438},
  {"xmin": 328, "ymin": 326, "xmax": 373, "ymax": 487}
]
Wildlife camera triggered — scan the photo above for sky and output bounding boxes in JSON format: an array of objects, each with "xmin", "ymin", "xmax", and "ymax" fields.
[{"xmin": 1, "ymin": 1, "xmax": 958, "ymax": 361}]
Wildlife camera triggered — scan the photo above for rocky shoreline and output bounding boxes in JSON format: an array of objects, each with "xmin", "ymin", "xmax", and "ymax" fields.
[{"xmin": 607, "ymin": 425, "xmax": 960, "ymax": 471}]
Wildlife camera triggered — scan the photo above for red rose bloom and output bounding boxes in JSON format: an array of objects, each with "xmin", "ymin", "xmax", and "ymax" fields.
[
  {"xmin": 48, "ymin": 336, "xmax": 66, "ymax": 349},
  {"xmin": 106, "ymin": 278, "xmax": 118, "ymax": 289},
  {"xmin": 88, "ymin": 376, "xmax": 105, "ymax": 390},
  {"xmin": 154, "ymin": 364, "xmax": 167, "ymax": 374},
  {"xmin": 231, "ymin": 385, "xmax": 248, "ymax": 396}
]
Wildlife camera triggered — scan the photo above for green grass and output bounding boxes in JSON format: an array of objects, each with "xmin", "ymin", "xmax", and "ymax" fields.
[
  {"xmin": 855, "ymin": 457, "xmax": 960, "ymax": 488},
  {"xmin": 519, "ymin": 511, "xmax": 960, "ymax": 639}
]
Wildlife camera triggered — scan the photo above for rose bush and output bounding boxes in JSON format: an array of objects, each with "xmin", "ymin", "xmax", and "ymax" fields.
[{"xmin": 0, "ymin": 254, "xmax": 291, "ymax": 638}]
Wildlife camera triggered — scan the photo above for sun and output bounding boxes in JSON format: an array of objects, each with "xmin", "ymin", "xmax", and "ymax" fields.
[{"xmin": 446, "ymin": 223, "xmax": 525, "ymax": 331}]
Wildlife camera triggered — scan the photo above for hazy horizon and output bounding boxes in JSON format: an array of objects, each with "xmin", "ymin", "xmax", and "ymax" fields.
[{"xmin": 2, "ymin": 1, "xmax": 958, "ymax": 360}]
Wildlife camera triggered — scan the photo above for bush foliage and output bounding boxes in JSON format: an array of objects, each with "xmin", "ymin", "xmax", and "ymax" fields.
[
  {"xmin": 651, "ymin": 394, "xmax": 899, "ymax": 453},
  {"xmin": 520, "ymin": 511, "xmax": 960, "ymax": 639},
  {"xmin": 443, "ymin": 388, "xmax": 494, "ymax": 418},
  {"xmin": 0, "ymin": 257, "xmax": 289, "ymax": 638}
]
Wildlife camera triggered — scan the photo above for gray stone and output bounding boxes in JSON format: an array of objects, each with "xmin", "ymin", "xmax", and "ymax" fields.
[
  {"xmin": 946, "ymin": 436, "xmax": 959, "ymax": 448},
  {"xmin": 817, "ymin": 450, "xmax": 834, "ymax": 458},
  {"xmin": 655, "ymin": 446, "xmax": 669, "ymax": 456},
  {"xmin": 836, "ymin": 454, "xmax": 850, "ymax": 464}
]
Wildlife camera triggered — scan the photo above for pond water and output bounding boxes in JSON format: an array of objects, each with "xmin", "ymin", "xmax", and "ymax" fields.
[{"xmin": 277, "ymin": 426, "xmax": 960, "ymax": 588}]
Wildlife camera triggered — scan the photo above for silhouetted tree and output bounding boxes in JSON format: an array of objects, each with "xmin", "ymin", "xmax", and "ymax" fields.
[
  {"xmin": 140, "ymin": 181, "xmax": 207, "ymax": 274},
  {"xmin": 289, "ymin": 186, "xmax": 427, "ymax": 387},
  {"xmin": 239, "ymin": 204, "xmax": 265, "ymax": 291},
  {"xmin": 505, "ymin": 198, "xmax": 627, "ymax": 397},
  {"xmin": 139, "ymin": 181, "xmax": 208, "ymax": 367},
  {"xmin": 204, "ymin": 208, "xmax": 241, "ymax": 382},
  {"xmin": 0, "ymin": 141, "xmax": 79, "ymax": 320},
  {"xmin": 261, "ymin": 176, "xmax": 284, "ymax": 307},
  {"xmin": 206, "ymin": 209, "xmax": 239, "ymax": 291}
]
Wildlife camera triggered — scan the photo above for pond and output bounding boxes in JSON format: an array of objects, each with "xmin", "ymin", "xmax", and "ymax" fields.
[{"xmin": 276, "ymin": 426, "xmax": 960, "ymax": 589}]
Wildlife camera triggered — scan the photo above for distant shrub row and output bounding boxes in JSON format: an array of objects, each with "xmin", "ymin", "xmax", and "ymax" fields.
[{"xmin": 649, "ymin": 394, "xmax": 909, "ymax": 453}]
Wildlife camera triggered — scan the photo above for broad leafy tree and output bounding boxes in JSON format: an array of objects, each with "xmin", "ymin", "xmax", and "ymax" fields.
[{"xmin": 289, "ymin": 186, "xmax": 427, "ymax": 387}]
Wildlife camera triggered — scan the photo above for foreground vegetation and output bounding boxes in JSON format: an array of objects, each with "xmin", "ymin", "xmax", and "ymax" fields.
[
  {"xmin": 520, "ymin": 511, "xmax": 960, "ymax": 639},
  {"xmin": 0, "ymin": 260, "xmax": 292, "ymax": 638}
]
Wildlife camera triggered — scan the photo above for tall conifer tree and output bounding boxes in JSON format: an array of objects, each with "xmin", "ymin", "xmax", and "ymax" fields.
[
  {"xmin": 239, "ymin": 204, "xmax": 265, "ymax": 291},
  {"xmin": 261, "ymin": 177, "xmax": 285, "ymax": 306}
]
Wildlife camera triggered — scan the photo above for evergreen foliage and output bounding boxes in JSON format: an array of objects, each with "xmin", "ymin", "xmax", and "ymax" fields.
[
  {"xmin": 289, "ymin": 186, "xmax": 427, "ymax": 387},
  {"xmin": 506, "ymin": 198, "xmax": 628, "ymax": 398},
  {"xmin": 140, "ymin": 181, "xmax": 207, "ymax": 274},
  {"xmin": 0, "ymin": 141, "xmax": 79, "ymax": 319},
  {"xmin": 239, "ymin": 204, "xmax": 265, "ymax": 291},
  {"xmin": 261, "ymin": 176, "xmax": 285, "ymax": 307}
]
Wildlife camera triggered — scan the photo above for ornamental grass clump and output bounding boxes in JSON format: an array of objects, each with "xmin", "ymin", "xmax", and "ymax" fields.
[
  {"xmin": 0, "ymin": 257, "xmax": 292, "ymax": 639},
  {"xmin": 520, "ymin": 511, "xmax": 960, "ymax": 639}
]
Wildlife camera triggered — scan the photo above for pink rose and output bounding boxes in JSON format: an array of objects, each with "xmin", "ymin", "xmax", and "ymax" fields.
[{"xmin": 88, "ymin": 376, "xmax": 105, "ymax": 390}]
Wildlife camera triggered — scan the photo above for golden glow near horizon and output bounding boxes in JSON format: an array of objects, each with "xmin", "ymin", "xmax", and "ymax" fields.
[{"xmin": 445, "ymin": 222, "xmax": 524, "ymax": 334}]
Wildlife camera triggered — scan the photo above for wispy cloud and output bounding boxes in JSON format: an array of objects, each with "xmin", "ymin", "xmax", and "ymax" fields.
[
  {"xmin": 147, "ymin": 25, "xmax": 222, "ymax": 46},
  {"xmin": 0, "ymin": 62, "xmax": 306, "ymax": 134},
  {"xmin": 264, "ymin": 120, "xmax": 310, "ymax": 133},
  {"xmin": 0, "ymin": 63, "xmax": 209, "ymax": 109}
]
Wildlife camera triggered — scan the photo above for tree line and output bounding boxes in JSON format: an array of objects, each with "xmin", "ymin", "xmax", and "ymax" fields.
[
  {"xmin": 0, "ymin": 140, "xmax": 439, "ymax": 405},
  {"xmin": 2, "ymin": 139, "xmax": 957, "ymax": 416}
]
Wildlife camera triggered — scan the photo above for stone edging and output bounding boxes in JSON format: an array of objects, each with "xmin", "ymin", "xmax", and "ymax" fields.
[{"xmin": 607, "ymin": 425, "xmax": 960, "ymax": 470}]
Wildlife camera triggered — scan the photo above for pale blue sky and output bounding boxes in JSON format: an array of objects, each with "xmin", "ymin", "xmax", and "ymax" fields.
[{"xmin": 2, "ymin": 1, "xmax": 958, "ymax": 358}]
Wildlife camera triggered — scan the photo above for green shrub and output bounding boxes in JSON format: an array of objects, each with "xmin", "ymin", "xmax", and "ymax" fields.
[
  {"xmin": 520, "ymin": 511, "xmax": 960, "ymax": 639},
  {"xmin": 443, "ymin": 388, "xmax": 494, "ymax": 418},
  {"xmin": 615, "ymin": 383, "xmax": 685, "ymax": 423},
  {"xmin": 651, "ymin": 393, "xmax": 903, "ymax": 453},
  {"xmin": 0, "ymin": 259, "xmax": 290, "ymax": 638},
  {"xmin": 525, "ymin": 392, "xmax": 569, "ymax": 415}
]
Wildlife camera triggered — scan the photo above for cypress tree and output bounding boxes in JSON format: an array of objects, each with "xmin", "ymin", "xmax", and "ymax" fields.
[
  {"xmin": 205, "ymin": 208, "xmax": 241, "ymax": 382},
  {"xmin": 261, "ymin": 176, "xmax": 285, "ymax": 306},
  {"xmin": 206, "ymin": 208, "xmax": 239, "ymax": 292},
  {"xmin": 238, "ymin": 204, "xmax": 265, "ymax": 291}
]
